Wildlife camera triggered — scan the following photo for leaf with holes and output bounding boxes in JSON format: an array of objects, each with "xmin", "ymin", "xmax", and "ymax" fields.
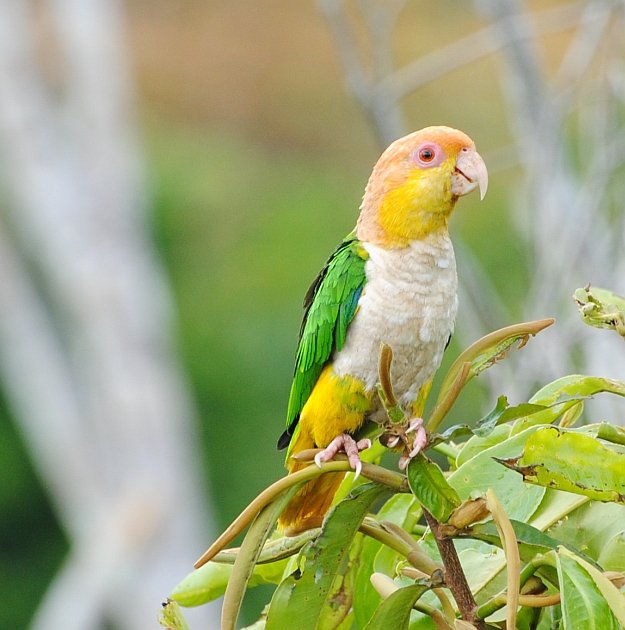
[{"xmin": 497, "ymin": 427, "xmax": 625, "ymax": 503}]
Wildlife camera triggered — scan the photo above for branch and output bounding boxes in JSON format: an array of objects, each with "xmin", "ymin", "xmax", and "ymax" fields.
[
  {"xmin": 318, "ymin": 0, "xmax": 407, "ymax": 144},
  {"xmin": 380, "ymin": 1, "xmax": 585, "ymax": 101},
  {"xmin": 195, "ymin": 458, "xmax": 408, "ymax": 568},
  {"xmin": 423, "ymin": 510, "xmax": 486, "ymax": 629}
]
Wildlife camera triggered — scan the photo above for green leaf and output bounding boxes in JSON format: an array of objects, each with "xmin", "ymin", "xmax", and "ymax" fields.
[
  {"xmin": 475, "ymin": 396, "xmax": 549, "ymax": 432},
  {"xmin": 512, "ymin": 376, "xmax": 625, "ymax": 433},
  {"xmin": 432, "ymin": 395, "xmax": 557, "ymax": 448},
  {"xmin": 556, "ymin": 549, "xmax": 623, "ymax": 629},
  {"xmin": 455, "ymin": 425, "xmax": 511, "ymax": 468},
  {"xmin": 498, "ymin": 427, "xmax": 625, "ymax": 503},
  {"xmin": 592, "ymin": 422, "xmax": 625, "ymax": 447},
  {"xmin": 363, "ymin": 584, "xmax": 429, "ymax": 630},
  {"xmin": 408, "ymin": 613, "xmax": 438, "ymax": 629},
  {"xmin": 353, "ymin": 495, "xmax": 420, "ymax": 628},
  {"xmin": 431, "ymin": 395, "xmax": 508, "ymax": 445},
  {"xmin": 266, "ymin": 483, "xmax": 391, "ymax": 630},
  {"xmin": 316, "ymin": 534, "xmax": 362, "ymax": 630},
  {"xmin": 449, "ymin": 426, "xmax": 546, "ymax": 522},
  {"xmin": 574, "ymin": 286, "xmax": 625, "ymax": 338},
  {"xmin": 427, "ymin": 319, "xmax": 554, "ymax": 431},
  {"xmin": 159, "ymin": 599, "xmax": 190, "ymax": 630},
  {"xmin": 598, "ymin": 532, "xmax": 625, "ymax": 572},
  {"xmin": 170, "ymin": 555, "xmax": 291, "ymax": 607},
  {"xmin": 170, "ymin": 561, "xmax": 233, "ymax": 607},
  {"xmin": 406, "ymin": 454, "xmax": 460, "ymax": 522},
  {"xmin": 564, "ymin": 549, "xmax": 625, "ymax": 626},
  {"xmin": 222, "ymin": 489, "xmax": 299, "ymax": 630},
  {"xmin": 174, "ymin": 531, "xmax": 319, "ymax": 607},
  {"xmin": 465, "ymin": 519, "xmax": 598, "ymax": 567},
  {"xmin": 547, "ymin": 500, "xmax": 625, "ymax": 563},
  {"xmin": 527, "ymin": 487, "xmax": 589, "ymax": 532},
  {"xmin": 514, "ymin": 605, "xmax": 542, "ymax": 630},
  {"xmin": 530, "ymin": 375, "xmax": 625, "ymax": 405},
  {"xmin": 437, "ymin": 319, "xmax": 555, "ymax": 404},
  {"xmin": 456, "ymin": 545, "xmax": 506, "ymax": 597},
  {"xmin": 468, "ymin": 520, "xmax": 558, "ymax": 558}
]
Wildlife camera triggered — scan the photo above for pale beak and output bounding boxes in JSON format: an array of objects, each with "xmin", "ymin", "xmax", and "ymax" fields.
[{"xmin": 451, "ymin": 148, "xmax": 488, "ymax": 200}]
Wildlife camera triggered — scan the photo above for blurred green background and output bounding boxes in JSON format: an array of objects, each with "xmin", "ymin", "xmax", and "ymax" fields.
[{"xmin": 2, "ymin": 0, "xmax": 594, "ymax": 627}]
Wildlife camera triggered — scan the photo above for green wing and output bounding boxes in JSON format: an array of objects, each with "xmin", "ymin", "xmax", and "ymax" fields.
[{"xmin": 277, "ymin": 233, "xmax": 368, "ymax": 450}]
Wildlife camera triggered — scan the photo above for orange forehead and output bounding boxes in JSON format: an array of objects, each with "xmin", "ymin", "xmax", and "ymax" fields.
[{"xmin": 386, "ymin": 126, "xmax": 475, "ymax": 161}]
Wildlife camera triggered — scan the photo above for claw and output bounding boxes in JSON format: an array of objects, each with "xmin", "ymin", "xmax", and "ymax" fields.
[
  {"xmin": 385, "ymin": 435, "xmax": 401, "ymax": 448},
  {"xmin": 397, "ymin": 418, "xmax": 427, "ymax": 471},
  {"xmin": 353, "ymin": 460, "xmax": 362, "ymax": 480},
  {"xmin": 406, "ymin": 417, "xmax": 424, "ymax": 434},
  {"xmin": 313, "ymin": 434, "xmax": 371, "ymax": 478}
]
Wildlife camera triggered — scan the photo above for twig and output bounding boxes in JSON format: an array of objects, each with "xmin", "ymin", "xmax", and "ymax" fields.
[
  {"xmin": 212, "ymin": 528, "xmax": 320, "ymax": 565},
  {"xmin": 476, "ymin": 554, "xmax": 553, "ymax": 619},
  {"xmin": 423, "ymin": 509, "xmax": 485, "ymax": 629},
  {"xmin": 221, "ymin": 491, "xmax": 297, "ymax": 630},
  {"xmin": 426, "ymin": 362, "xmax": 471, "ymax": 433},
  {"xmin": 400, "ymin": 566, "xmax": 456, "ymax": 624},
  {"xmin": 195, "ymin": 458, "xmax": 408, "ymax": 568},
  {"xmin": 378, "ymin": 343, "xmax": 398, "ymax": 408},
  {"xmin": 195, "ymin": 460, "xmax": 350, "ymax": 568},
  {"xmin": 317, "ymin": 0, "xmax": 406, "ymax": 144},
  {"xmin": 359, "ymin": 518, "xmax": 440, "ymax": 576},
  {"xmin": 380, "ymin": 1, "xmax": 585, "ymax": 101},
  {"xmin": 486, "ymin": 489, "xmax": 520, "ymax": 629}
]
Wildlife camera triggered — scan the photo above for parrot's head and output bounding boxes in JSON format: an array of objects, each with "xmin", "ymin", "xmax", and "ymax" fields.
[{"xmin": 357, "ymin": 126, "xmax": 488, "ymax": 247}]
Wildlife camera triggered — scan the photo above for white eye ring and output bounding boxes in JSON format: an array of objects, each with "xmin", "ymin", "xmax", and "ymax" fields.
[{"xmin": 413, "ymin": 143, "xmax": 444, "ymax": 168}]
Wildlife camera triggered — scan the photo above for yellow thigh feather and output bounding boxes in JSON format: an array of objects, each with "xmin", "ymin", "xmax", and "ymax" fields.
[{"xmin": 279, "ymin": 364, "xmax": 371, "ymax": 534}]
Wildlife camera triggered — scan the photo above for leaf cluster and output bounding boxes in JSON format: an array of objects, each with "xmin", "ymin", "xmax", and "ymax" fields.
[{"xmin": 162, "ymin": 290, "xmax": 625, "ymax": 630}]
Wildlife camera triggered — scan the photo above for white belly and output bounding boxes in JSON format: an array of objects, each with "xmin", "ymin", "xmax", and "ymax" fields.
[{"xmin": 332, "ymin": 232, "xmax": 458, "ymax": 419}]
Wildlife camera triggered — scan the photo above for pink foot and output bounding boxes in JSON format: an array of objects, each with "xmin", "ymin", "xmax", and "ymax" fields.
[
  {"xmin": 314, "ymin": 434, "xmax": 372, "ymax": 479},
  {"xmin": 398, "ymin": 418, "xmax": 427, "ymax": 470}
]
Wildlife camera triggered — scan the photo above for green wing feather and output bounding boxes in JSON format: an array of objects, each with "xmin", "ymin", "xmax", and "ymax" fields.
[{"xmin": 277, "ymin": 233, "xmax": 368, "ymax": 450}]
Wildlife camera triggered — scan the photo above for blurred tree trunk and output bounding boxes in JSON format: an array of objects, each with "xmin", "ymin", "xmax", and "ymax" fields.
[{"xmin": 0, "ymin": 1, "xmax": 217, "ymax": 627}]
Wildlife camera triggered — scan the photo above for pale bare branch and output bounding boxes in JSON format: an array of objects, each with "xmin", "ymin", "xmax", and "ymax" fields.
[{"xmin": 0, "ymin": 0, "xmax": 219, "ymax": 626}]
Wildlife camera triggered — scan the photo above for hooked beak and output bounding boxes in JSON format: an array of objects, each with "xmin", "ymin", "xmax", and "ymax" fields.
[{"xmin": 451, "ymin": 148, "xmax": 488, "ymax": 200}]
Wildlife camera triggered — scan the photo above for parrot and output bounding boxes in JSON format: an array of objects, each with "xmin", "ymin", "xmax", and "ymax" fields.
[{"xmin": 277, "ymin": 126, "xmax": 488, "ymax": 535}]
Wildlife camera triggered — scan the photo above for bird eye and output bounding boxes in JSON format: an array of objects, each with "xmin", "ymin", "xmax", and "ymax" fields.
[
  {"xmin": 412, "ymin": 143, "xmax": 444, "ymax": 167},
  {"xmin": 418, "ymin": 147, "xmax": 435, "ymax": 163}
]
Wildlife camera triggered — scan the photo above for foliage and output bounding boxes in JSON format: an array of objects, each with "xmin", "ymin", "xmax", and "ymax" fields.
[
  {"xmin": 574, "ymin": 286, "xmax": 625, "ymax": 341},
  {"xmin": 164, "ymin": 296, "xmax": 625, "ymax": 629}
]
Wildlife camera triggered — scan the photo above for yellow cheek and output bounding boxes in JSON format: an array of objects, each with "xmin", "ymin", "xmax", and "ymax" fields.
[
  {"xmin": 299, "ymin": 364, "xmax": 371, "ymax": 448},
  {"xmin": 377, "ymin": 165, "xmax": 455, "ymax": 246}
]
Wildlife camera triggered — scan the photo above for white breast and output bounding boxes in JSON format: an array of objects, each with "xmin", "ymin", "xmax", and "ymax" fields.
[{"xmin": 332, "ymin": 232, "xmax": 458, "ymax": 419}]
